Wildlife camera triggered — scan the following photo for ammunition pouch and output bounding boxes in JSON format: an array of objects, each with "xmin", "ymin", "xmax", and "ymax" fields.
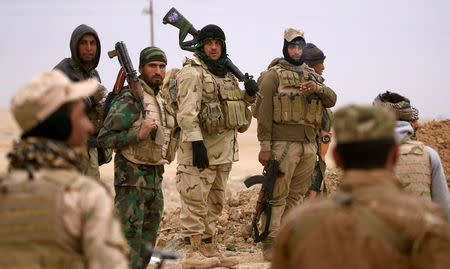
[
  {"xmin": 199, "ymin": 77, "xmax": 250, "ymax": 134},
  {"xmin": 273, "ymin": 93, "xmax": 322, "ymax": 128},
  {"xmin": 132, "ymin": 134, "xmax": 164, "ymax": 163},
  {"xmin": 219, "ymin": 88, "xmax": 249, "ymax": 130},
  {"xmin": 306, "ymin": 94, "xmax": 323, "ymax": 127},
  {"xmin": 270, "ymin": 65, "xmax": 324, "ymax": 129},
  {"xmin": 199, "ymin": 102, "xmax": 224, "ymax": 135}
]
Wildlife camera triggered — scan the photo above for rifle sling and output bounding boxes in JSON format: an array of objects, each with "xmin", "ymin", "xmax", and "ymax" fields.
[{"xmin": 278, "ymin": 141, "xmax": 292, "ymax": 164}]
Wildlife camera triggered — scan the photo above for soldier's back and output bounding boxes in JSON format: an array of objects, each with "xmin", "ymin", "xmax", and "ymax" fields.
[
  {"xmin": 0, "ymin": 168, "xmax": 129, "ymax": 269},
  {"xmin": 271, "ymin": 169, "xmax": 450, "ymax": 269}
]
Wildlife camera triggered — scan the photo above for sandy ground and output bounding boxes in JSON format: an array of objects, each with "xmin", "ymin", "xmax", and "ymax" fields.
[{"xmin": 2, "ymin": 108, "xmax": 448, "ymax": 268}]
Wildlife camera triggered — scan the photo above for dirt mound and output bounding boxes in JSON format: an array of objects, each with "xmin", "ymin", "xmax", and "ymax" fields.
[
  {"xmin": 154, "ymin": 119, "xmax": 449, "ymax": 266},
  {"xmin": 156, "ymin": 186, "xmax": 261, "ymax": 254},
  {"xmin": 416, "ymin": 120, "xmax": 450, "ymax": 187}
]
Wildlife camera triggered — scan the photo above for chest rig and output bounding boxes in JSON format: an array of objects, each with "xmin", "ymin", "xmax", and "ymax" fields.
[
  {"xmin": 394, "ymin": 139, "xmax": 431, "ymax": 200},
  {"xmin": 271, "ymin": 65, "xmax": 323, "ymax": 129},
  {"xmin": 120, "ymin": 81, "xmax": 180, "ymax": 165},
  {"xmin": 199, "ymin": 68, "xmax": 249, "ymax": 135},
  {"xmin": 0, "ymin": 170, "xmax": 85, "ymax": 268}
]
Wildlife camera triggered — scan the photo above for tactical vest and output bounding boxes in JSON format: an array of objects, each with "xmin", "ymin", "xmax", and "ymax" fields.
[
  {"xmin": 270, "ymin": 65, "xmax": 323, "ymax": 129},
  {"xmin": 120, "ymin": 81, "xmax": 180, "ymax": 165},
  {"xmin": 184, "ymin": 58, "xmax": 250, "ymax": 135},
  {"xmin": 0, "ymin": 170, "xmax": 85, "ymax": 269},
  {"xmin": 394, "ymin": 140, "xmax": 432, "ymax": 200}
]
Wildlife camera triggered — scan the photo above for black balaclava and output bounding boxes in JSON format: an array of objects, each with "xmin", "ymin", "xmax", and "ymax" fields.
[
  {"xmin": 283, "ymin": 37, "xmax": 306, "ymax": 66},
  {"xmin": 195, "ymin": 24, "xmax": 228, "ymax": 77}
]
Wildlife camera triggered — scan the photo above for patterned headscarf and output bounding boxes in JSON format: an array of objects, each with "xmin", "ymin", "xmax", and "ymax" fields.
[{"xmin": 410, "ymin": 106, "xmax": 419, "ymax": 121}]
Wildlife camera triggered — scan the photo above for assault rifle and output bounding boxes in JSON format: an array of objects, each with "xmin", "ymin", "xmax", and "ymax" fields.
[
  {"xmin": 108, "ymin": 41, "xmax": 146, "ymax": 120},
  {"xmin": 244, "ymin": 158, "xmax": 283, "ymax": 242},
  {"xmin": 162, "ymin": 7, "xmax": 262, "ymax": 98}
]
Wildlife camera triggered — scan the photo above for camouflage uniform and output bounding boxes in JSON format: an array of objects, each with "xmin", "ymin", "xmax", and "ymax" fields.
[
  {"xmin": 98, "ymin": 77, "xmax": 178, "ymax": 269},
  {"xmin": 0, "ymin": 138, "xmax": 129, "ymax": 269},
  {"xmin": 176, "ymin": 54, "xmax": 253, "ymax": 239},
  {"xmin": 272, "ymin": 105, "xmax": 450, "ymax": 269},
  {"xmin": 54, "ymin": 24, "xmax": 111, "ymax": 178},
  {"xmin": 256, "ymin": 28, "xmax": 336, "ymax": 258},
  {"xmin": 1, "ymin": 70, "xmax": 129, "ymax": 269}
]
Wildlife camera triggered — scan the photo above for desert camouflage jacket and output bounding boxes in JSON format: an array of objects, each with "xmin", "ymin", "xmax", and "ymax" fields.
[{"xmin": 175, "ymin": 56, "xmax": 254, "ymax": 165}]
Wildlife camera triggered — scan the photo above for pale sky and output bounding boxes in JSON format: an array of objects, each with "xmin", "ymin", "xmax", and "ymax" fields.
[{"xmin": 1, "ymin": 0, "xmax": 449, "ymax": 119}]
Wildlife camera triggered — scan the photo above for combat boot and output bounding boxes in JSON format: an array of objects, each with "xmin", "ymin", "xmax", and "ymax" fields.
[
  {"xmin": 182, "ymin": 235, "xmax": 220, "ymax": 269},
  {"xmin": 261, "ymin": 237, "xmax": 275, "ymax": 261},
  {"xmin": 199, "ymin": 237, "xmax": 239, "ymax": 268}
]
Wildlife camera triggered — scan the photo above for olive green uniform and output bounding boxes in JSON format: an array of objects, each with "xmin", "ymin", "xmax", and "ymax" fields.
[
  {"xmin": 272, "ymin": 169, "xmax": 450, "ymax": 269},
  {"xmin": 257, "ymin": 60, "xmax": 337, "ymax": 239}
]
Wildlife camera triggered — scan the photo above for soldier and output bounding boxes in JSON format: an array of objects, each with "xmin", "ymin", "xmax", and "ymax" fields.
[
  {"xmin": 302, "ymin": 43, "xmax": 333, "ymax": 198},
  {"xmin": 175, "ymin": 24, "xmax": 257, "ymax": 268},
  {"xmin": 98, "ymin": 47, "xmax": 177, "ymax": 269},
  {"xmin": 256, "ymin": 28, "xmax": 337, "ymax": 260},
  {"xmin": 54, "ymin": 24, "xmax": 110, "ymax": 178},
  {"xmin": 0, "ymin": 70, "xmax": 129, "ymax": 269},
  {"xmin": 373, "ymin": 91, "xmax": 450, "ymax": 218},
  {"xmin": 272, "ymin": 105, "xmax": 450, "ymax": 269}
]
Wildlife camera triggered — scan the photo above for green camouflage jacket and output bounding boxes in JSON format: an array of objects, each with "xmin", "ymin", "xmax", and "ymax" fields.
[{"xmin": 97, "ymin": 89, "xmax": 140, "ymax": 149}]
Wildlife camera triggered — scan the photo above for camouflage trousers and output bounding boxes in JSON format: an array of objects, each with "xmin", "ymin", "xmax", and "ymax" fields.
[
  {"xmin": 114, "ymin": 153, "xmax": 164, "ymax": 269},
  {"xmin": 176, "ymin": 163, "xmax": 232, "ymax": 238},
  {"xmin": 261, "ymin": 141, "xmax": 317, "ymax": 238}
]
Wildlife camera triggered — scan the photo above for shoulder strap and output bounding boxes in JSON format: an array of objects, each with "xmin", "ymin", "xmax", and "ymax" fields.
[{"xmin": 287, "ymin": 185, "xmax": 412, "ymax": 256}]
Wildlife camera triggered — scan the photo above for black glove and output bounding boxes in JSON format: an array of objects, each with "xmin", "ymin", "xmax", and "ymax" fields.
[
  {"xmin": 244, "ymin": 73, "xmax": 258, "ymax": 97},
  {"xmin": 192, "ymin": 140, "xmax": 209, "ymax": 169}
]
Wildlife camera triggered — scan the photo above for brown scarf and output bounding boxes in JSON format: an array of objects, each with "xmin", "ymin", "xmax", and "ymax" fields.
[{"xmin": 8, "ymin": 137, "xmax": 84, "ymax": 176}]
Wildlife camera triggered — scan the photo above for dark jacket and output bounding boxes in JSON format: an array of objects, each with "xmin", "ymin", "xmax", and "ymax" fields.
[
  {"xmin": 55, "ymin": 24, "xmax": 101, "ymax": 82},
  {"xmin": 55, "ymin": 25, "xmax": 104, "ymax": 150}
]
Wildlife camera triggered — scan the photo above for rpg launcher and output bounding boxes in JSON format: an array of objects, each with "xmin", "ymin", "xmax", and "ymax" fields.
[{"xmin": 163, "ymin": 7, "xmax": 262, "ymax": 98}]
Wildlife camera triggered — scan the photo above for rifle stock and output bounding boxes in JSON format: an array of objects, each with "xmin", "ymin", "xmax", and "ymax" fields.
[{"xmin": 162, "ymin": 7, "xmax": 198, "ymax": 52}]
